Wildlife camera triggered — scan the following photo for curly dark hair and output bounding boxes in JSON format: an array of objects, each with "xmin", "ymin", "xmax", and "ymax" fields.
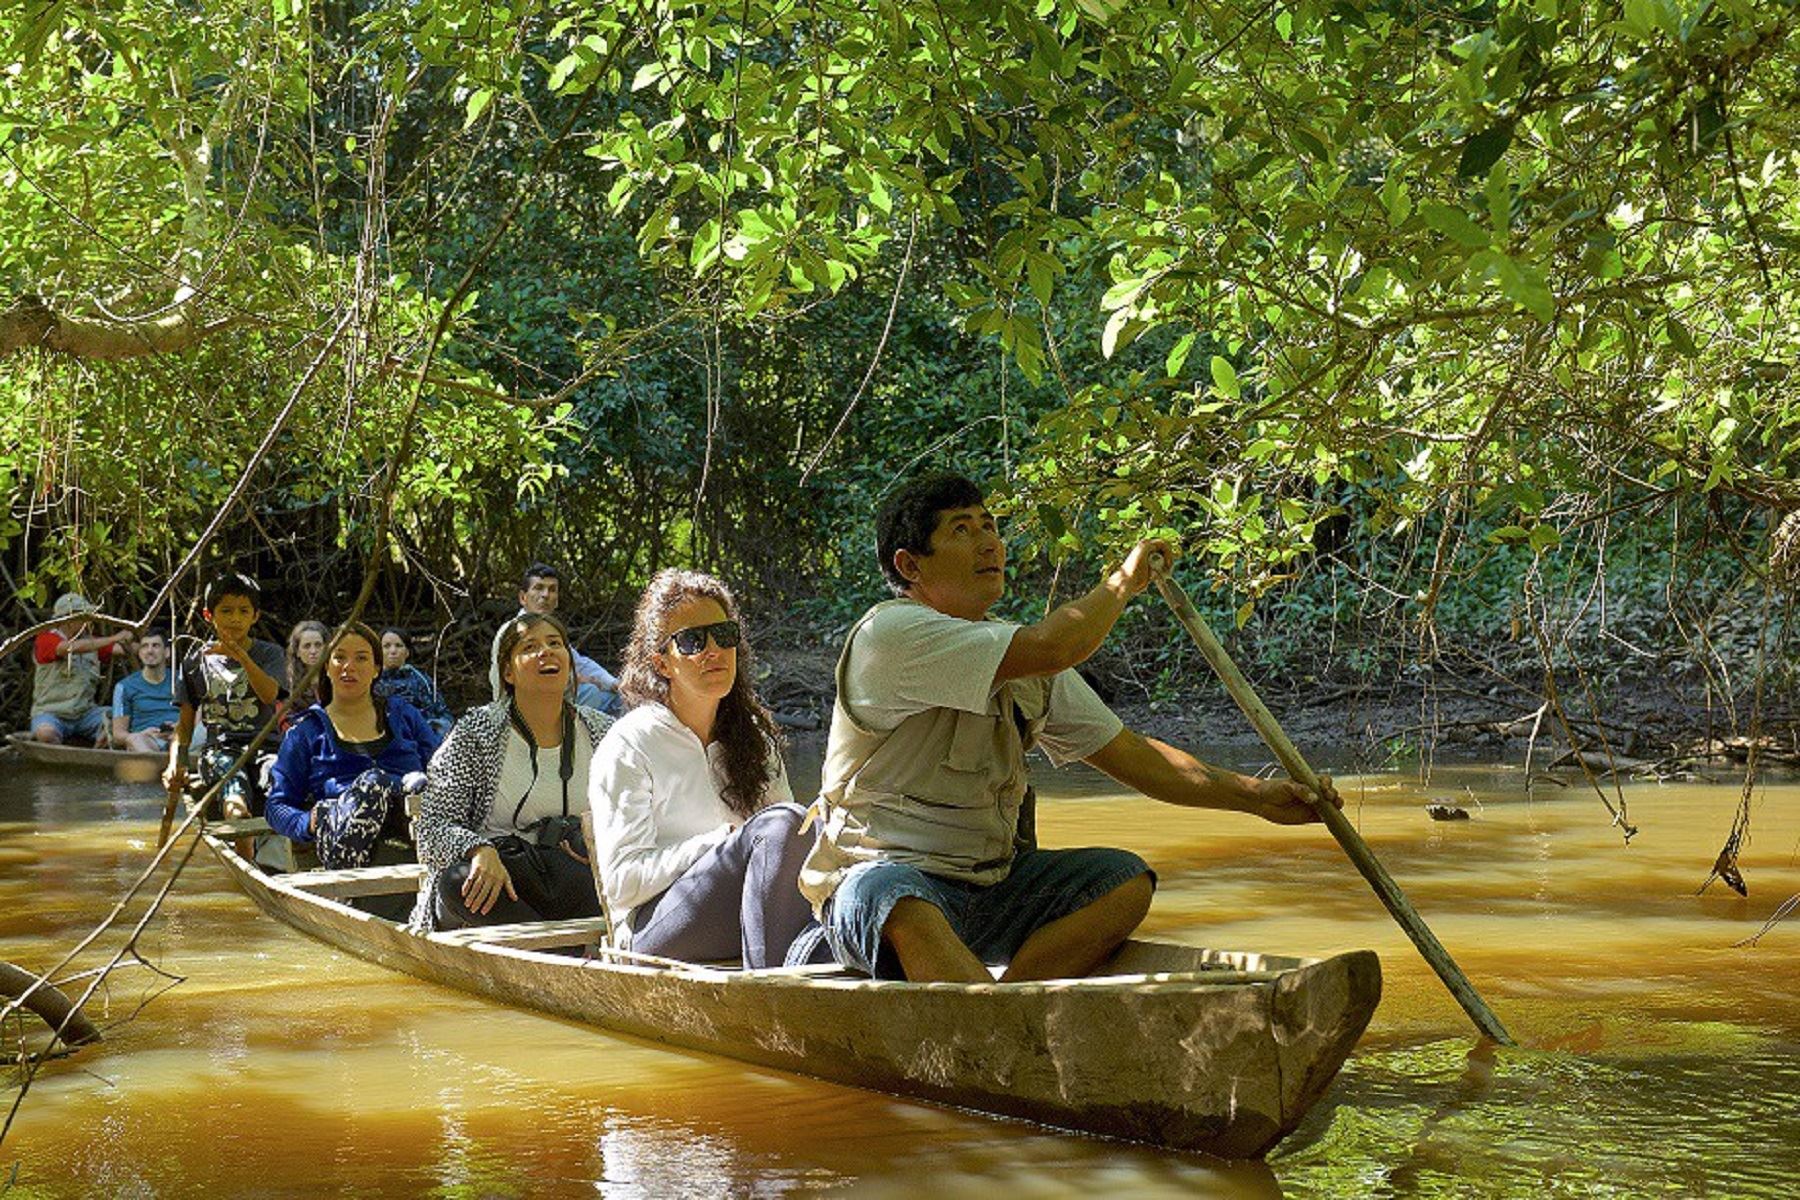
[{"xmin": 619, "ymin": 569, "xmax": 784, "ymax": 818}]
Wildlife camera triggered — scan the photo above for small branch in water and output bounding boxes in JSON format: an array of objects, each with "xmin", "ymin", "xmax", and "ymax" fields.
[
  {"xmin": 1732, "ymin": 893, "xmax": 1799, "ymax": 947},
  {"xmin": 1697, "ymin": 823, "xmax": 1749, "ymax": 898}
]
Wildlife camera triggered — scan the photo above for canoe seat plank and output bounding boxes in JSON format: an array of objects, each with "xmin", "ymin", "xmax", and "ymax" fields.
[
  {"xmin": 204, "ymin": 817, "xmax": 273, "ymax": 838},
  {"xmin": 285, "ymin": 862, "xmax": 426, "ymax": 898},
  {"xmin": 431, "ymin": 916, "xmax": 613, "ymax": 950}
]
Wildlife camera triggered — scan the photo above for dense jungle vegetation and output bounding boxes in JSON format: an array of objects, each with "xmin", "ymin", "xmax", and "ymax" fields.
[{"xmin": 4, "ymin": 0, "xmax": 1798, "ymax": 785}]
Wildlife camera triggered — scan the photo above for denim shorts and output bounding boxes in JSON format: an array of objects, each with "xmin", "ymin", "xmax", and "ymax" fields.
[
  {"xmin": 822, "ymin": 847, "xmax": 1154, "ymax": 980},
  {"xmin": 30, "ymin": 707, "xmax": 108, "ymax": 743}
]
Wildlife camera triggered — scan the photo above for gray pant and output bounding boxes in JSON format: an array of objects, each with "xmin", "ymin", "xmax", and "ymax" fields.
[{"xmin": 629, "ymin": 801, "xmax": 817, "ymax": 969}]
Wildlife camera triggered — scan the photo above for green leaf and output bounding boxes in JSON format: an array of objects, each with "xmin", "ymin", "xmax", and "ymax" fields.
[
  {"xmin": 689, "ymin": 217, "xmax": 721, "ymax": 272},
  {"xmin": 1380, "ymin": 176, "xmax": 1412, "ymax": 227},
  {"xmin": 1166, "ymin": 332, "xmax": 1196, "ymax": 377},
  {"xmin": 463, "ymin": 88, "xmax": 493, "ymax": 128},
  {"xmin": 1485, "ymin": 160, "xmax": 1513, "ymax": 234},
  {"xmin": 1528, "ymin": 524, "xmax": 1561, "ymax": 553},
  {"xmin": 1490, "ymin": 254, "xmax": 1554, "ymax": 321},
  {"xmin": 1620, "ymin": 0, "xmax": 1664, "ymax": 38},
  {"xmin": 1421, "ymin": 203, "xmax": 1489, "ymax": 249},
  {"xmin": 1101, "ymin": 276, "xmax": 1144, "ymax": 311},
  {"xmin": 1101, "ymin": 306, "xmax": 1138, "ymax": 358},
  {"xmin": 1074, "ymin": 0, "xmax": 1125, "ymax": 21},
  {"xmin": 1667, "ymin": 317, "xmax": 1698, "ymax": 357},
  {"xmin": 1026, "ymin": 252, "xmax": 1055, "ymax": 307},
  {"xmin": 1210, "ymin": 355, "xmax": 1241, "ymax": 399},
  {"xmin": 548, "ymin": 54, "xmax": 581, "ymax": 92},
  {"xmin": 1457, "ymin": 123, "xmax": 1513, "ymax": 179}
]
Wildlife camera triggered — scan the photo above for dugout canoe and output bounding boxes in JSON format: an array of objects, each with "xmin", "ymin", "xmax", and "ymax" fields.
[
  {"xmin": 198, "ymin": 825, "xmax": 1380, "ymax": 1157},
  {"xmin": 7, "ymin": 732, "xmax": 165, "ymax": 774}
]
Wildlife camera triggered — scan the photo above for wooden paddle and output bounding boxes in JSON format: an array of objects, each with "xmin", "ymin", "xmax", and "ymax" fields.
[{"xmin": 1150, "ymin": 563, "xmax": 1515, "ymax": 1046}]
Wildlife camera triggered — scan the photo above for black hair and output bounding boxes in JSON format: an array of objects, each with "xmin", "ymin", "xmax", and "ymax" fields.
[
  {"xmin": 519, "ymin": 562, "xmax": 559, "ymax": 590},
  {"xmin": 875, "ymin": 472, "xmax": 986, "ymax": 595},
  {"xmin": 494, "ymin": 611, "xmax": 573, "ymax": 697},
  {"xmin": 138, "ymin": 629, "xmax": 168, "ymax": 646},
  {"xmin": 203, "ymin": 571, "xmax": 261, "ymax": 611}
]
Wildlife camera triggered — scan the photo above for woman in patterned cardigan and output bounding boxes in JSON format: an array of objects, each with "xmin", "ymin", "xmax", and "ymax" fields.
[{"xmin": 408, "ymin": 611, "xmax": 613, "ymax": 932}]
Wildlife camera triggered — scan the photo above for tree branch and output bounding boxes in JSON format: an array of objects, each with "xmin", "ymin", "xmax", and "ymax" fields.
[{"xmin": 0, "ymin": 293, "xmax": 249, "ymax": 360}]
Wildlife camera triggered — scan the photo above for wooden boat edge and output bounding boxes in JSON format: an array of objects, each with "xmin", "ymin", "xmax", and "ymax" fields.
[{"xmin": 7, "ymin": 732, "xmax": 166, "ymax": 770}]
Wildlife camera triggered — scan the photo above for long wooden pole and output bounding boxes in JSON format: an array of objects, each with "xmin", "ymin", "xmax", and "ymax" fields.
[
  {"xmin": 1153, "ymin": 569, "xmax": 1515, "ymax": 1045},
  {"xmin": 157, "ymin": 779, "xmax": 181, "ymax": 847}
]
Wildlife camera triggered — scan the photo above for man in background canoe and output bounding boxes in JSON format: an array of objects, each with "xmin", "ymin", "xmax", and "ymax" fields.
[
  {"xmin": 30, "ymin": 592, "xmax": 132, "ymax": 746},
  {"xmin": 488, "ymin": 563, "xmax": 622, "ymax": 716},
  {"xmin": 799, "ymin": 472, "xmax": 1341, "ymax": 983},
  {"xmin": 111, "ymin": 629, "xmax": 181, "ymax": 751}
]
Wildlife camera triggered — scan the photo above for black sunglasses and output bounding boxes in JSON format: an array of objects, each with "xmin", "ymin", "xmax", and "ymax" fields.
[{"xmin": 664, "ymin": 619, "xmax": 741, "ymax": 656}]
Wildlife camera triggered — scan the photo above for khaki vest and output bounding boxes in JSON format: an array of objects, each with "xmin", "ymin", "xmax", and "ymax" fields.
[
  {"xmin": 32, "ymin": 640, "xmax": 103, "ymax": 718},
  {"xmin": 798, "ymin": 600, "xmax": 1050, "ymax": 910}
]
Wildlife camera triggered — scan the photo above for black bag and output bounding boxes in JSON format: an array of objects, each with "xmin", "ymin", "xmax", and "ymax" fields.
[
  {"xmin": 486, "ymin": 703, "xmax": 601, "ymax": 920},
  {"xmin": 491, "ymin": 816, "xmax": 601, "ymax": 921}
]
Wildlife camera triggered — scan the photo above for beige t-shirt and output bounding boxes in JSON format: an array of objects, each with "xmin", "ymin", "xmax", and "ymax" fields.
[{"xmin": 839, "ymin": 599, "xmax": 1123, "ymax": 766}]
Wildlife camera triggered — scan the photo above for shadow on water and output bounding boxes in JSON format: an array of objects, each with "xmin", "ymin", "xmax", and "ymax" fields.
[{"xmin": 4, "ymin": 753, "xmax": 1799, "ymax": 1197}]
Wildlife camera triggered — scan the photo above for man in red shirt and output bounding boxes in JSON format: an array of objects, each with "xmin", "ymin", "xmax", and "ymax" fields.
[{"xmin": 31, "ymin": 592, "xmax": 132, "ymax": 745}]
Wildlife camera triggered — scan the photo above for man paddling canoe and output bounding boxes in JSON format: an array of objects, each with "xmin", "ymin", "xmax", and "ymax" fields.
[{"xmin": 799, "ymin": 471, "xmax": 1341, "ymax": 983}]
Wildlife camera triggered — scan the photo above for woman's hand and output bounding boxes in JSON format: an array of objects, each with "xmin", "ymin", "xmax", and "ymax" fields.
[{"xmin": 462, "ymin": 844, "xmax": 517, "ymax": 914}]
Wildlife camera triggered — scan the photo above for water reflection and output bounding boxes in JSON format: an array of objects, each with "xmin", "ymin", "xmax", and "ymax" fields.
[{"xmin": 3, "ymin": 757, "xmax": 1798, "ymax": 1197}]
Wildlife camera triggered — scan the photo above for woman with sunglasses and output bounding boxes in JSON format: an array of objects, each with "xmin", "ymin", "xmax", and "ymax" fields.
[
  {"xmin": 589, "ymin": 569, "xmax": 817, "ymax": 968},
  {"xmin": 408, "ymin": 611, "xmax": 613, "ymax": 931}
]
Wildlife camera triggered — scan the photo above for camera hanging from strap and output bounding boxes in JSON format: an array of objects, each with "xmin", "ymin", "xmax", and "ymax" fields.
[{"xmin": 507, "ymin": 699, "xmax": 577, "ymax": 827}]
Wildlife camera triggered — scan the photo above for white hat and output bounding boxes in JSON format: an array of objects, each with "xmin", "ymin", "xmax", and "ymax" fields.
[{"xmin": 52, "ymin": 592, "xmax": 96, "ymax": 617}]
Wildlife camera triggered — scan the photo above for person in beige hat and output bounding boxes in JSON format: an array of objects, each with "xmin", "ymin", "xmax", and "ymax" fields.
[{"xmin": 31, "ymin": 593, "xmax": 133, "ymax": 745}]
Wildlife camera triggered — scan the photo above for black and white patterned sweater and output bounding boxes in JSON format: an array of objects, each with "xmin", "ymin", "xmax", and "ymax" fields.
[{"xmin": 407, "ymin": 699, "xmax": 614, "ymax": 932}]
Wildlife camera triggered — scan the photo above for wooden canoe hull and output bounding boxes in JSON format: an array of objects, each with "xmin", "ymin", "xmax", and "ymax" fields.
[
  {"xmin": 202, "ymin": 832, "xmax": 1379, "ymax": 1157},
  {"xmin": 7, "ymin": 732, "xmax": 165, "ymax": 773}
]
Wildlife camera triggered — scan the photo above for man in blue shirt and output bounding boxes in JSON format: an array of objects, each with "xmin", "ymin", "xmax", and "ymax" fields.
[{"xmin": 111, "ymin": 630, "xmax": 181, "ymax": 751}]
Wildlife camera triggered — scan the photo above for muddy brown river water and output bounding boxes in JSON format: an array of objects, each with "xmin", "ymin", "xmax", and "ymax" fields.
[{"xmin": 2, "ymin": 750, "xmax": 1797, "ymax": 1197}]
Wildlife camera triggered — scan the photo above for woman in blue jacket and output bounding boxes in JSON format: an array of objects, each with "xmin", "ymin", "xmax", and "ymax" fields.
[{"xmin": 267, "ymin": 622, "xmax": 442, "ymax": 869}]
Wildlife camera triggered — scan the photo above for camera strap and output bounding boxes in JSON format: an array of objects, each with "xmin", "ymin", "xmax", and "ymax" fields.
[{"xmin": 506, "ymin": 700, "xmax": 577, "ymax": 826}]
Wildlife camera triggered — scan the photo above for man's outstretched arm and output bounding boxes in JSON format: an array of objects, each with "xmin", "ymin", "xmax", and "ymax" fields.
[
  {"xmin": 1084, "ymin": 728, "xmax": 1339, "ymax": 825},
  {"xmin": 995, "ymin": 539, "xmax": 1174, "ymax": 683}
]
